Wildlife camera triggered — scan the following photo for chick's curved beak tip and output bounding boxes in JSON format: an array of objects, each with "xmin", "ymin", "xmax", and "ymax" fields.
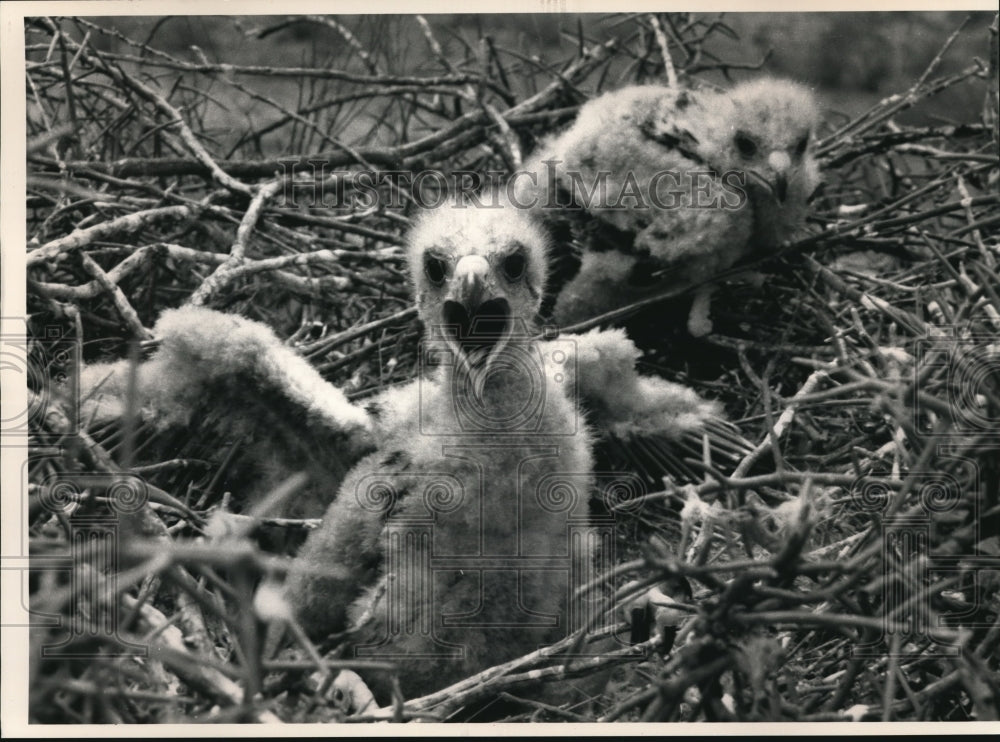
[
  {"xmin": 451, "ymin": 254, "xmax": 490, "ymax": 312},
  {"xmin": 774, "ymin": 172, "xmax": 789, "ymax": 202},
  {"xmin": 767, "ymin": 150, "xmax": 791, "ymax": 203}
]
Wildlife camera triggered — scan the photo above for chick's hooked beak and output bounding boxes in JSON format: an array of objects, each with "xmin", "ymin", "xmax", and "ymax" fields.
[
  {"xmin": 441, "ymin": 254, "xmax": 511, "ymax": 366},
  {"xmin": 767, "ymin": 150, "xmax": 791, "ymax": 203},
  {"xmin": 450, "ymin": 254, "xmax": 489, "ymax": 311}
]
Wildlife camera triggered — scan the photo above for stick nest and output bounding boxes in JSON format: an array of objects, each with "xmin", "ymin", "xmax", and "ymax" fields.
[{"xmin": 23, "ymin": 13, "xmax": 1000, "ymax": 724}]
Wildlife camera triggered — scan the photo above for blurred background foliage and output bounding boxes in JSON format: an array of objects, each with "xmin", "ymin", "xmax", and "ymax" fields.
[{"xmin": 68, "ymin": 12, "xmax": 995, "ymax": 154}]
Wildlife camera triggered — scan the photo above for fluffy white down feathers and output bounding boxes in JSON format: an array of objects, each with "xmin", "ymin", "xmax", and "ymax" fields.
[
  {"xmin": 81, "ymin": 307, "xmax": 371, "ymax": 434},
  {"xmin": 73, "ymin": 203, "xmax": 735, "ymax": 707},
  {"xmin": 518, "ymin": 77, "xmax": 822, "ymax": 329},
  {"xmin": 284, "ymin": 203, "xmax": 604, "ymax": 702}
]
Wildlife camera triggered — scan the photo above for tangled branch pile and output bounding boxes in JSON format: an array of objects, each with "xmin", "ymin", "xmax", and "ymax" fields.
[{"xmin": 23, "ymin": 13, "xmax": 1000, "ymax": 724}]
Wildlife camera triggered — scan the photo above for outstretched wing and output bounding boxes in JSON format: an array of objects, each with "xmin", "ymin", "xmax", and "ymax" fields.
[
  {"xmin": 80, "ymin": 306, "xmax": 376, "ymax": 521},
  {"xmin": 542, "ymin": 327, "xmax": 752, "ymax": 489}
]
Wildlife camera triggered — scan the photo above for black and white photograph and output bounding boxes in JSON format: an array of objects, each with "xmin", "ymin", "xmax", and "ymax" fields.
[{"xmin": 1, "ymin": 2, "xmax": 998, "ymax": 732}]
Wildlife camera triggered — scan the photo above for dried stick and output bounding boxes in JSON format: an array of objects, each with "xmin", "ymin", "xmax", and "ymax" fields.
[
  {"xmin": 187, "ymin": 179, "xmax": 286, "ymax": 306},
  {"xmin": 731, "ymin": 370, "xmax": 829, "ymax": 478},
  {"xmin": 27, "ymin": 205, "xmax": 196, "ymax": 267},
  {"xmin": 79, "ymin": 252, "xmax": 153, "ymax": 340}
]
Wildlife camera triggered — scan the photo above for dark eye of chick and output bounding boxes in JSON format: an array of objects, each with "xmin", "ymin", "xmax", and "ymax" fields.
[
  {"xmin": 734, "ymin": 132, "xmax": 758, "ymax": 158},
  {"xmin": 502, "ymin": 251, "xmax": 526, "ymax": 282},
  {"xmin": 795, "ymin": 134, "xmax": 810, "ymax": 156},
  {"xmin": 424, "ymin": 254, "xmax": 446, "ymax": 285}
]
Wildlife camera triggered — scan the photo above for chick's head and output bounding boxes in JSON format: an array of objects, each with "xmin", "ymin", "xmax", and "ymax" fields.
[
  {"xmin": 407, "ymin": 200, "xmax": 550, "ymax": 368},
  {"xmin": 714, "ymin": 78, "xmax": 821, "ymax": 208}
]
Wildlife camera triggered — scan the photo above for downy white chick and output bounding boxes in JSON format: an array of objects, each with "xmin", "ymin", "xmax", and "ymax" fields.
[
  {"xmin": 282, "ymin": 201, "xmax": 609, "ymax": 703},
  {"xmin": 519, "ymin": 78, "xmax": 821, "ymax": 334},
  {"xmin": 75, "ymin": 214, "xmax": 738, "ymax": 705}
]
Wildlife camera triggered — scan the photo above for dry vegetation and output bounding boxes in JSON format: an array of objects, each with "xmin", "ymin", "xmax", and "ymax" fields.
[{"xmin": 22, "ymin": 12, "xmax": 1000, "ymax": 724}]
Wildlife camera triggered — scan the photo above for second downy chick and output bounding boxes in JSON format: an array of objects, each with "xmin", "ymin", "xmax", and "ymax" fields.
[{"xmin": 518, "ymin": 77, "xmax": 822, "ymax": 333}]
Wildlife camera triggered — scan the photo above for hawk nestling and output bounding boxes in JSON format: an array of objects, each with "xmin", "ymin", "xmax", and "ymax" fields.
[{"xmin": 519, "ymin": 77, "xmax": 822, "ymax": 334}]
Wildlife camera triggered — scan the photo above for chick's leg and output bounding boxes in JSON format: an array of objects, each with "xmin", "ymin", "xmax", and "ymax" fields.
[
  {"xmin": 686, "ymin": 284, "xmax": 717, "ymax": 337},
  {"xmin": 281, "ymin": 455, "xmax": 392, "ymax": 639}
]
